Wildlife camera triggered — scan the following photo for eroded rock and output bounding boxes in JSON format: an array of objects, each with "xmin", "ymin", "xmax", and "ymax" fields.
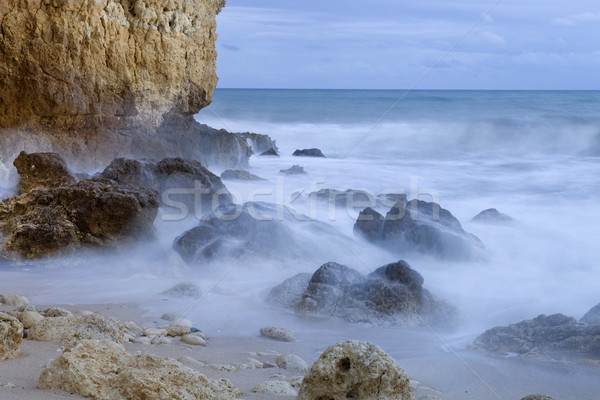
[
  {"xmin": 0, "ymin": 313, "xmax": 23, "ymax": 361},
  {"xmin": 260, "ymin": 327, "xmax": 297, "ymax": 342},
  {"xmin": 38, "ymin": 340, "xmax": 240, "ymax": 400},
  {"xmin": 251, "ymin": 380, "xmax": 297, "ymax": 396},
  {"xmin": 0, "ymin": 294, "xmax": 30, "ymax": 307},
  {"xmin": 13, "ymin": 151, "xmax": 76, "ymax": 194},
  {"xmin": 293, "ymin": 148, "xmax": 326, "ymax": 158},
  {"xmin": 297, "ymin": 340, "xmax": 413, "ymax": 400},
  {"xmin": 28, "ymin": 314, "xmax": 127, "ymax": 344}
]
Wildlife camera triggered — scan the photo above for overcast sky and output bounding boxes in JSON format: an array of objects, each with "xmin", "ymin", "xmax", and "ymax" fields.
[{"xmin": 214, "ymin": 0, "xmax": 600, "ymax": 90}]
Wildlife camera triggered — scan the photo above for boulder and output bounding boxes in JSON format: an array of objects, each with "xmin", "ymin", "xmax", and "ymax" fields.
[
  {"xmin": 0, "ymin": 294, "xmax": 30, "ymax": 307},
  {"xmin": 354, "ymin": 200, "xmax": 485, "ymax": 261},
  {"xmin": 472, "ymin": 208, "xmax": 513, "ymax": 224},
  {"xmin": 473, "ymin": 313, "xmax": 600, "ymax": 356},
  {"xmin": 28, "ymin": 314, "xmax": 127, "ymax": 344},
  {"xmin": 275, "ymin": 354, "xmax": 309, "ymax": 376},
  {"xmin": 260, "ymin": 327, "xmax": 297, "ymax": 342},
  {"xmin": 161, "ymin": 283, "xmax": 203, "ymax": 299},
  {"xmin": 309, "ymin": 189, "xmax": 376, "ymax": 210},
  {"xmin": 271, "ymin": 261, "xmax": 458, "ymax": 327},
  {"xmin": 280, "ymin": 165, "xmax": 307, "ymax": 175},
  {"xmin": 297, "ymin": 340, "xmax": 413, "ymax": 400},
  {"xmin": 251, "ymin": 381, "xmax": 297, "ymax": 396},
  {"xmin": 0, "ymin": 175, "xmax": 159, "ymax": 259},
  {"xmin": 0, "ymin": 313, "xmax": 23, "ymax": 361},
  {"xmin": 293, "ymin": 148, "xmax": 326, "ymax": 158},
  {"xmin": 220, "ymin": 169, "xmax": 267, "ymax": 181},
  {"xmin": 581, "ymin": 303, "xmax": 600, "ymax": 325},
  {"xmin": 13, "ymin": 151, "xmax": 76, "ymax": 194},
  {"xmin": 99, "ymin": 158, "xmax": 157, "ymax": 189},
  {"xmin": 38, "ymin": 340, "xmax": 240, "ymax": 400},
  {"xmin": 265, "ymin": 273, "xmax": 312, "ymax": 308}
]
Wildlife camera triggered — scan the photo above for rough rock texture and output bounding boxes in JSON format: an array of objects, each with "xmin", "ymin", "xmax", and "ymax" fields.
[
  {"xmin": 270, "ymin": 261, "xmax": 458, "ymax": 327},
  {"xmin": 251, "ymin": 381, "xmax": 297, "ymax": 396},
  {"xmin": 472, "ymin": 208, "xmax": 513, "ymax": 224},
  {"xmin": 259, "ymin": 327, "xmax": 297, "ymax": 342},
  {"xmin": 0, "ymin": 312, "xmax": 23, "ymax": 361},
  {"xmin": 38, "ymin": 340, "xmax": 240, "ymax": 400},
  {"xmin": 354, "ymin": 200, "xmax": 485, "ymax": 261},
  {"xmin": 473, "ymin": 313, "xmax": 600, "ymax": 357},
  {"xmin": 238, "ymin": 132, "xmax": 279, "ymax": 155},
  {"xmin": 0, "ymin": 294, "xmax": 30, "ymax": 307},
  {"xmin": 297, "ymin": 340, "xmax": 413, "ymax": 400},
  {"xmin": 265, "ymin": 273, "xmax": 312, "ymax": 308},
  {"xmin": 28, "ymin": 314, "xmax": 127, "ymax": 344},
  {"xmin": 520, "ymin": 395, "xmax": 555, "ymax": 400},
  {"xmin": 161, "ymin": 282, "xmax": 203, "ymax": 299},
  {"xmin": 220, "ymin": 169, "xmax": 266, "ymax": 181},
  {"xmin": 581, "ymin": 303, "xmax": 600, "ymax": 325},
  {"xmin": 13, "ymin": 151, "xmax": 75, "ymax": 194},
  {"xmin": 293, "ymin": 148, "xmax": 326, "ymax": 158}
]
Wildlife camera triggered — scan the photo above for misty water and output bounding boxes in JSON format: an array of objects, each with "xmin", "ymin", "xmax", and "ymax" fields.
[{"xmin": 2, "ymin": 89, "xmax": 600, "ymax": 399}]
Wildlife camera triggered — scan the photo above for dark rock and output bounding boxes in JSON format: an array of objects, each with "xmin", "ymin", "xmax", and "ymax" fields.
[
  {"xmin": 354, "ymin": 200, "xmax": 485, "ymax": 261},
  {"xmin": 13, "ymin": 151, "xmax": 76, "ymax": 194},
  {"xmin": 280, "ymin": 165, "xmax": 306, "ymax": 175},
  {"xmin": 173, "ymin": 202, "xmax": 298, "ymax": 264},
  {"xmin": 581, "ymin": 303, "xmax": 600, "ymax": 325},
  {"xmin": 293, "ymin": 148, "xmax": 326, "ymax": 158},
  {"xmin": 220, "ymin": 170, "xmax": 266, "ymax": 181},
  {"xmin": 473, "ymin": 313, "xmax": 600, "ymax": 356},
  {"xmin": 100, "ymin": 158, "xmax": 157, "ymax": 189},
  {"xmin": 268, "ymin": 260, "xmax": 459, "ymax": 327},
  {"xmin": 238, "ymin": 132, "xmax": 279, "ymax": 155},
  {"xmin": 378, "ymin": 192, "xmax": 408, "ymax": 207},
  {"xmin": 520, "ymin": 395, "xmax": 555, "ymax": 400},
  {"xmin": 309, "ymin": 189, "xmax": 376, "ymax": 209},
  {"xmin": 260, "ymin": 148, "xmax": 280, "ymax": 156},
  {"xmin": 0, "ymin": 178, "xmax": 158, "ymax": 259},
  {"xmin": 472, "ymin": 208, "xmax": 513, "ymax": 224}
]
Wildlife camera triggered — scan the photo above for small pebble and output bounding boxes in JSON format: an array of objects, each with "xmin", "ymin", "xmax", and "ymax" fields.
[
  {"xmin": 143, "ymin": 328, "xmax": 168, "ymax": 337},
  {"xmin": 260, "ymin": 327, "xmax": 297, "ymax": 342},
  {"xmin": 181, "ymin": 334, "xmax": 206, "ymax": 346},
  {"xmin": 190, "ymin": 327, "xmax": 201, "ymax": 333}
]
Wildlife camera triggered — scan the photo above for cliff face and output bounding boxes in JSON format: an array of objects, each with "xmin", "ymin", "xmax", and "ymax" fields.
[{"xmin": 0, "ymin": 0, "xmax": 252, "ymax": 170}]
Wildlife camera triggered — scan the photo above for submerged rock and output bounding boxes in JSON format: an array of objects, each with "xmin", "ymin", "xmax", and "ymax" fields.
[
  {"xmin": 38, "ymin": 340, "xmax": 240, "ymax": 400},
  {"xmin": 260, "ymin": 147, "xmax": 280, "ymax": 156},
  {"xmin": 309, "ymin": 189, "xmax": 376, "ymax": 209},
  {"xmin": 473, "ymin": 313, "xmax": 600, "ymax": 357},
  {"xmin": 220, "ymin": 169, "xmax": 267, "ymax": 181},
  {"xmin": 239, "ymin": 132, "xmax": 279, "ymax": 155},
  {"xmin": 0, "ymin": 313, "xmax": 23, "ymax": 361},
  {"xmin": 280, "ymin": 165, "xmax": 307, "ymax": 175},
  {"xmin": 293, "ymin": 148, "xmax": 326, "ymax": 158},
  {"xmin": 265, "ymin": 273, "xmax": 312, "ymax": 309},
  {"xmin": 269, "ymin": 260, "xmax": 458, "ymax": 327},
  {"xmin": 297, "ymin": 340, "xmax": 413, "ymax": 400},
  {"xmin": 13, "ymin": 151, "xmax": 76, "ymax": 194},
  {"xmin": 472, "ymin": 208, "xmax": 513, "ymax": 224},
  {"xmin": 354, "ymin": 200, "xmax": 485, "ymax": 261}
]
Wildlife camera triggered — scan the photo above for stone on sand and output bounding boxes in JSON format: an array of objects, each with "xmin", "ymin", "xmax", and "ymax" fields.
[
  {"xmin": 251, "ymin": 380, "xmax": 297, "ymax": 396},
  {"xmin": 0, "ymin": 313, "xmax": 23, "ymax": 361},
  {"xmin": 260, "ymin": 327, "xmax": 297, "ymax": 342},
  {"xmin": 28, "ymin": 314, "xmax": 126, "ymax": 344},
  {"xmin": 0, "ymin": 294, "xmax": 30, "ymax": 307},
  {"xmin": 275, "ymin": 354, "xmax": 309, "ymax": 376}
]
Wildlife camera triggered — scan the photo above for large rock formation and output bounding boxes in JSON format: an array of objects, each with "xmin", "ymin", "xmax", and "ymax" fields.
[
  {"xmin": 0, "ymin": 312, "xmax": 23, "ymax": 361},
  {"xmin": 38, "ymin": 339, "xmax": 241, "ymax": 400},
  {"xmin": 297, "ymin": 340, "xmax": 413, "ymax": 400},
  {"xmin": 0, "ymin": 0, "xmax": 261, "ymax": 169}
]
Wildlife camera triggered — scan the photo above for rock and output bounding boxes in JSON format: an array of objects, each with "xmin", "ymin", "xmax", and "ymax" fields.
[
  {"xmin": 13, "ymin": 151, "xmax": 76, "ymax": 194},
  {"xmin": 297, "ymin": 340, "xmax": 413, "ymax": 400},
  {"xmin": 472, "ymin": 208, "xmax": 513, "ymax": 224},
  {"xmin": 238, "ymin": 132, "xmax": 279, "ymax": 155},
  {"xmin": 260, "ymin": 327, "xmax": 297, "ymax": 342},
  {"xmin": 43, "ymin": 307, "xmax": 74, "ymax": 318},
  {"xmin": 378, "ymin": 192, "xmax": 409, "ymax": 206},
  {"xmin": 0, "ymin": 162, "xmax": 159, "ymax": 259},
  {"xmin": 173, "ymin": 202, "xmax": 299, "ymax": 264},
  {"xmin": 28, "ymin": 314, "xmax": 127, "ymax": 344},
  {"xmin": 16, "ymin": 311, "xmax": 44, "ymax": 329},
  {"xmin": 354, "ymin": 200, "xmax": 485, "ymax": 261},
  {"xmin": 581, "ymin": 303, "xmax": 600, "ymax": 325},
  {"xmin": 178, "ymin": 356, "xmax": 204, "ymax": 367},
  {"xmin": 280, "ymin": 165, "xmax": 307, "ymax": 175},
  {"xmin": 143, "ymin": 328, "xmax": 168, "ymax": 337},
  {"xmin": 181, "ymin": 334, "xmax": 207, "ymax": 346},
  {"xmin": 133, "ymin": 336, "xmax": 152, "ymax": 345},
  {"xmin": 293, "ymin": 148, "xmax": 326, "ymax": 158},
  {"xmin": 290, "ymin": 261, "xmax": 458, "ymax": 327},
  {"xmin": 309, "ymin": 189, "xmax": 376, "ymax": 210},
  {"xmin": 0, "ymin": 313, "xmax": 23, "ymax": 361},
  {"xmin": 251, "ymin": 380, "xmax": 297, "ymax": 396},
  {"xmin": 167, "ymin": 323, "xmax": 191, "ymax": 337},
  {"xmin": 0, "ymin": 294, "xmax": 30, "ymax": 307},
  {"xmin": 275, "ymin": 354, "xmax": 309, "ymax": 376},
  {"xmin": 152, "ymin": 336, "xmax": 172, "ymax": 345},
  {"xmin": 161, "ymin": 312, "xmax": 184, "ymax": 322},
  {"xmin": 260, "ymin": 147, "xmax": 280, "ymax": 156},
  {"xmin": 38, "ymin": 340, "xmax": 240, "ymax": 400},
  {"xmin": 520, "ymin": 395, "xmax": 555, "ymax": 400},
  {"xmin": 99, "ymin": 158, "xmax": 157, "ymax": 189},
  {"xmin": 265, "ymin": 273, "xmax": 312, "ymax": 308},
  {"xmin": 220, "ymin": 169, "xmax": 266, "ymax": 181},
  {"xmin": 161, "ymin": 283, "xmax": 203, "ymax": 299},
  {"xmin": 473, "ymin": 313, "xmax": 600, "ymax": 356}
]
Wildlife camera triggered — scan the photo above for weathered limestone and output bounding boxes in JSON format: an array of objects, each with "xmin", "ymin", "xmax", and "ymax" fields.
[{"xmin": 0, "ymin": 313, "xmax": 23, "ymax": 361}]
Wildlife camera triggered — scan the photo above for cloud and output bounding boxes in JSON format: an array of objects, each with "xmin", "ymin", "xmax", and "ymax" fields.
[{"xmin": 552, "ymin": 12, "xmax": 600, "ymax": 26}]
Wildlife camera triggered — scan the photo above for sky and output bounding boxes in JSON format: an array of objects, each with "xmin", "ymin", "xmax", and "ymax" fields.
[{"xmin": 214, "ymin": 0, "xmax": 600, "ymax": 90}]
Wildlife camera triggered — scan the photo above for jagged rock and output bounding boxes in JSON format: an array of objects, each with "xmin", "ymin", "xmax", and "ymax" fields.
[
  {"xmin": 220, "ymin": 169, "xmax": 266, "ymax": 181},
  {"xmin": 0, "ymin": 313, "xmax": 23, "ymax": 361},
  {"xmin": 38, "ymin": 340, "xmax": 241, "ymax": 400},
  {"xmin": 13, "ymin": 151, "xmax": 76, "ymax": 194},
  {"xmin": 472, "ymin": 208, "xmax": 513, "ymax": 224},
  {"xmin": 239, "ymin": 132, "xmax": 279, "ymax": 155},
  {"xmin": 280, "ymin": 165, "xmax": 307, "ymax": 175},
  {"xmin": 260, "ymin": 327, "xmax": 297, "ymax": 342},
  {"xmin": 354, "ymin": 200, "xmax": 485, "ymax": 261},
  {"xmin": 0, "ymin": 174, "xmax": 159, "ymax": 259},
  {"xmin": 275, "ymin": 354, "xmax": 309, "ymax": 376},
  {"xmin": 174, "ymin": 202, "xmax": 298, "ymax": 264},
  {"xmin": 297, "ymin": 340, "xmax": 413, "ymax": 400},
  {"xmin": 251, "ymin": 381, "xmax": 297, "ymax": 396},
  {"xmin": 520, "ymin": 396, "xmax": 554, "ymax": 400},
  {"xmin": 99, "ymin": 158, "xmax": 157, "ymax": 189},
  {"xmin": 161, "ymin": 283, "xmax": 202, "ymax": 299},
  {"xmin": 0, "ymin": 294, "xmax": 30, "ymax": 307},
  {"xmin": 265, "ymin": 273, "xmax": 312, "ymax": 308},
  {"xmin": 378, "ymin": 192, "xmax": 409, "ymax": 207},
  {"xmin": 260, "ymin": 147, "xmax": 280, "ymax": 156},
  {"xmin": 581, "ymin": 303, "xmax": 600, "ymax": 325},
  {"xmin": 0, "ymin": 0, "xmax": 240, "ymax": 169},
  {"xmin": 28, "ymin": 314, "xmax": 127, "ymax": 344},
  {"xmin": 275, "ymin": 261, "xmax": 459, "ymax": 327},
  {"xmin": 293, "ymin": 148, "xmax": 326, "ymax": 158},
  {"xmin": 473, "ymin": 313, "xmax": 600, "ymax": 356},
  {"xmin": 43, "ymin": 307, "xmax": 74, "ymax": 318}
]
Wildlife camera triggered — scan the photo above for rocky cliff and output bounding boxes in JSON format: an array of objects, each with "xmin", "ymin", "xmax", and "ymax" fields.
[{"xmin": 0, "ymin": 0, "xmax": 256, "ymax": 171}]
